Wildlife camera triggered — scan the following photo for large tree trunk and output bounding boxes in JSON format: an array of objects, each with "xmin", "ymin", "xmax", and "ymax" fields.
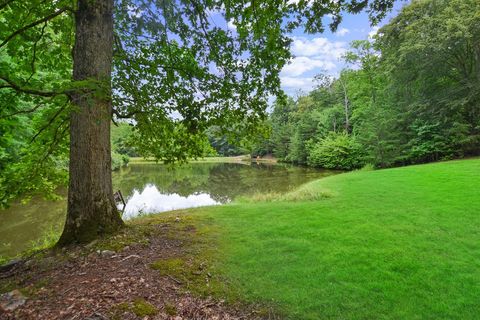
[{"xmin": 58, "ymin": 0, "xmax": 124, "ymax": 245}]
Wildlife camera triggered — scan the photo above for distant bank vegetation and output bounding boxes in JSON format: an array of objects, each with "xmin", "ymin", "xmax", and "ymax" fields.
[
  {"xmin": 112, "ymin": 0, "xmax": 480, "ymax": 172},
  {"xmin": 241, "ymin": 0, "xmax": 480, "ymax": 170}
]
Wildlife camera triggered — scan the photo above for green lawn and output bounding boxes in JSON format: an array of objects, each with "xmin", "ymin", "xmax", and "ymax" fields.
[{"xmin": 190, "ymin": 158, "xmax": 480, "ymax": 319}]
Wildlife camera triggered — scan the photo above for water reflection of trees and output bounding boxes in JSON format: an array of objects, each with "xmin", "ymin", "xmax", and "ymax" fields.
[{"xmin": 113, "ymin": 162, "xmax": 338, "ymax": 203}]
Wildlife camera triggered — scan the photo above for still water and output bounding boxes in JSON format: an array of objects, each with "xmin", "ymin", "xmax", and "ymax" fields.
[{"xmin": 0, "ymin": 162, "xmax": 336, "ymax": 258}]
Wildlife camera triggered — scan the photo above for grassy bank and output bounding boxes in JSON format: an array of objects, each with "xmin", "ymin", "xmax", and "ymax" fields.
[
  {"xmin": 186, "ymin": 158, "xmax": 480, "ymax": 319},
  {"xmin": 3, "ymin": 158, "xmax": 479, "ymax": 319}
]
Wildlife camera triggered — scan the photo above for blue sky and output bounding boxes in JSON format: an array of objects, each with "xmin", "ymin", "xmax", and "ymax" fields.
[{"xmin": 278, "ymin": 1, "xmax": 410, "ymax": 95}]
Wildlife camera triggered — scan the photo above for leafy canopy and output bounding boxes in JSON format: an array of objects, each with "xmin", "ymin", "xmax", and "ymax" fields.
[{"xmin": 111, "ymin": 0, "xmax": 396, "ymax": 161}]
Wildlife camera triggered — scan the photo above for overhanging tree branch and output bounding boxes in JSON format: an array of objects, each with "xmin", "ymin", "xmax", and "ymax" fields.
[
  {"xmin": 112, "ymin": 108, "xmax": 143, "ymax": 119},
  {"xmin": 0, "ymin": 100, "xmax": 48, "ymax": 119},
  {"xmin": 0, "ymin": 6, "xmax": 71, "ymax": 48},
  {"xmin": 40, "ymin": 116, "xmax": 69, "ymax": 163},
  {"xmin": 0, "ymin": 75, "xmax": 64, "ymax": 97}
]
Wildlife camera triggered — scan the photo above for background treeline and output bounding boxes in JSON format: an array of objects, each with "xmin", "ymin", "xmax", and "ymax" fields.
[{"xmin": 247, "ymin": 0, "xmax": 480, "ymax": 170}]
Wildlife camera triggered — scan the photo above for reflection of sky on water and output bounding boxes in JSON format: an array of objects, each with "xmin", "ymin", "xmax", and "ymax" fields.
[{"xmin": 121, "ymin": 184, "xmax": 220, "ymax": 219}]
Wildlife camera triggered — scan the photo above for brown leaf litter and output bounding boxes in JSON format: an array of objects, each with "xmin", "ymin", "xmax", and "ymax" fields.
[{"xmin": 0, "ymin": 219, "xmax": 277, "ymax": 320}]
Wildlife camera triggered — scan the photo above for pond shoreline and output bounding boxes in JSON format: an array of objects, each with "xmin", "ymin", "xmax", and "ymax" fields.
[
  {"xmin": 1, "ymin": 160, "xmax": 336, "ymax": 260},
  {"xmin": 128, "ymin": 155, "xmax": 278, "ymax": 164}
]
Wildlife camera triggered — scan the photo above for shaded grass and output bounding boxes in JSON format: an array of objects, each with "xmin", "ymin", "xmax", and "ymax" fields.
[
  {"xmin": 131, "ymin": 298, "xmax": 158, "ymax": 317},
  {"xmin": 110, "ymin": 299, "xmax": 158, "ymax": 319},
  {"xmin": 140, "ymin": 214, "xmax": 241, "ymax": 299},
  {"xmin": 150, "ymin": 257, "xmax": 185, "ymax": 274},
  {"xmin": 185, "ymin": 158, "xmax": 480, "ymax": 319}
]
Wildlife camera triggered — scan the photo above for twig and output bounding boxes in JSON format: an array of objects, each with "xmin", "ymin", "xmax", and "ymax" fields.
[
  {"xmin": 62, "ymin": 286, "xmax": 75, "ymax": 295},
  {"xmin": 26, "ymin": 21, "xmax": 48, "ymax": 83},
  {"xmin": 167, "ymin": 275, "xmax": 183, "ymax": 284},
  {"xmin": 0, "ymin": 100, "xmax": 48, "ymax": 119},
  {"xmin": 120, "ymin": 254, "xmax": 141, "ymax": 262},
  {"xmin": 30, "ymin": 99, "xmax": 68, "ymax": 142}
]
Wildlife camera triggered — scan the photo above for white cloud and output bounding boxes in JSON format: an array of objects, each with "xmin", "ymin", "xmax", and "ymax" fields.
[
  {"xmin": 282, "ymin": 56, "xmax": 336, "ymax": 77},
  {"xmin": 227, "ymin": 19, "xmax": 237, "ymax": 31},
  {"xmin": 127, "ymin": 4, "xmax": 143, "ymax": 18},
  {"xmin": 368, "ymin": 26, "xmax": 380, "ymax": 39},
  {"xmin": 335, "ymin": 28, "xmax": 350, "ymax": 37},
  {"xmin": 291, "ymin": 36, "xmax": 347, "ymax": 60},
  {"xmin": 280, "ymin": 76, "xmax": 314, "ymax": 90},
  {"xmin": 279, "ymin": 36, "xmax": 347, "ymax": 93}
]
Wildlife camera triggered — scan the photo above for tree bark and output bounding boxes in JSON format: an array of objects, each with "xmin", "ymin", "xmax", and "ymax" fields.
[
  {"xmin": 339, "ymin": 78, "xmax": 350, "ymax": 133},
  {"xmin": 58, "ymin": 0, "xmax": 124, "ymax": 245}
]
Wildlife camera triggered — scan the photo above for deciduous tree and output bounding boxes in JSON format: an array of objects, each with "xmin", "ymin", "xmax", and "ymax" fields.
[{"xmin": 0, "ymin": 0, "xmax": 395, "ymax": 243}]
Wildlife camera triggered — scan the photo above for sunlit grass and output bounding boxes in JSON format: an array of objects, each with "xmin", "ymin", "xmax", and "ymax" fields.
[{"xmin": 188, "ymin": 158, "xmax": 480, "ymax": 319}]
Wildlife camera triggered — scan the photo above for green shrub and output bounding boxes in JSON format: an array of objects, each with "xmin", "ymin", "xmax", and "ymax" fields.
[
  {"xmin": 307, "ymin": 132, "xmax": 364, "ymax": 170},
  {"xmin": 122, "ymin": 154, "xmax": 129, "ymax": 166},
  {"xmin": 111, "ymin": 152, "xmax": 129, "ymax": 171},
  {"xmin": 360, "ymin": 163, "xmax": 375, "ymax": 171}
]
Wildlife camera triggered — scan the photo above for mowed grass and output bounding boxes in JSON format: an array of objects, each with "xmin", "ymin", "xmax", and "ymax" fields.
[{"xmin": 189, "ymin": 158, "xmax": 480, "ymax": 319}]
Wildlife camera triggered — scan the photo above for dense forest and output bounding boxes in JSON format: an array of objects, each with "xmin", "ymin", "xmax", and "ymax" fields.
[{"xmin": 246, "ymin": 0, "xmax": 480, "ymax": 170}]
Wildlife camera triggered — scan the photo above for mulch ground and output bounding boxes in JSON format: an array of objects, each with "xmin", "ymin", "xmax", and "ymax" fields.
[{"xmin": 0, "ymin": 221, "xmax": 268, "ymax": 320}]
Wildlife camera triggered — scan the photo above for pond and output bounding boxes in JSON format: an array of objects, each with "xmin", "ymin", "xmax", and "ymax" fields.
[{"xmin": 0, "ymin": 161, "xmax": 337, "ymax": 258}]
